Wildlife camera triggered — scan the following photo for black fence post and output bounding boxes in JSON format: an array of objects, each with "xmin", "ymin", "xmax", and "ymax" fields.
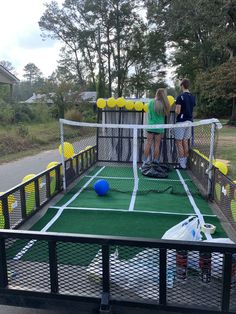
[
  {"xmin": 46, "ymin": 172, "xmax": 51, "ymax": 199},
  {"xmin": 100, "ymin": 244, "xmax": 111, "ymax": 313},
  {"xmin": 34, "ymin": 178, "xmax": 40, "ymax": 208},
  {"xmin": 221, "ymin": 253, "xmax": 232, "ymax": 312},
  {"xmin": 0, "ymin": 238, "xmax": 8, "ymax": 288},
  {"xmin": 55, "ymin": 166, "xmax": 61, "ymax": 191},
  {"xmin": 75, "ymin": 156, "xmax": 79, "ymax": 176},
  {"xmin": 2, "ymin": 195, "xmax": 10, "ymax": 229},
  {"xmin": 159, "ymin": 248, "xmax": 167, "ymax": 306},
  {"xmin": 20, "ymin": 186, "xmax": 27, "ymax": 220},
  {"xmin": 48, "ymin": 240, "xmax": 59, "ymax": 294}
]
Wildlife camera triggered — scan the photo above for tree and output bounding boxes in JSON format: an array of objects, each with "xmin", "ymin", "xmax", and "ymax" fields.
[
  {"xmin": 195, "ymin": 59, "xmax": 236, "ymax": 124},
  {"xmin": 39, "ymin": 0, "xmax": 166, "ymax": 97},
  {"xmin": 0, "ymin": 60, "xmax": 15, "ymax": 73},
  {"xmin": 23, "ymin": 63, "xmax": 42, "ymax": 85},
  {"xmin": 145, "ymin": 0, "xmax": 228, "ymax": 81}
]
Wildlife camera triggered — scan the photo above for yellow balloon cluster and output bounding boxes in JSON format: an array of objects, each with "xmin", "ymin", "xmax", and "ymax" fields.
[
  {"xmin": 107, "ymin": 97, "xmax": 116, "ymax": 108},
  {"xmin": 22, "ymin": 174, "xmax": 36, "ymax": 193},
  {"xmin": 59, "ymin": 142, "xmax": 75, "ymax": 159},
  {"xmin": 167, "ymin": 95, "xmax": 175, "ymax": 106},
  {"xmin": 97, "ymin": 98, "xmax": 106, "ymax": 109},
  {"xmin": 194, "ymin": 150, "xmax": 229, "ymax": 176},
  {"xmin": 96, "ymin": 97, "xmax": 147, "ymax": 111},
  {"xmin": 116, "ymin": 97, "xmax": 126, "ymax": 108},
  {"xmin": 0, "ymin": 192, "xmax": 16, "ymax": 214},
  {"xmin": 125, "ymin": 100, "xmax": 134, "ymax": 110},
  {"xmin": 213, "ymin": 160, "xmax": 228, "ymax": 176},
  {"xmin": 143, "ymin": 103, "xmax": 149, "ymax": 113},
  {"xmin": 46, "ymin": 161, "xmax": 60, "ymax": 177},
  {"xmin": 134, "ymin": 101, "xmax": 143, "ymax": 111}
]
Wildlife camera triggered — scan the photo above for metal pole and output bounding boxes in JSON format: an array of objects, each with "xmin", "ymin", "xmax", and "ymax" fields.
[
  {"xmin": 207, "ymin": 123, "xmax": 216, "ymax": 199},
  {"xmin": 59, "ymin": 119, "xmax": 66, "ymax": 191}
]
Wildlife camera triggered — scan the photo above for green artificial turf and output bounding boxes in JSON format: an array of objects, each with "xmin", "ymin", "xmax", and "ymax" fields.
[{"xmin": 6, "ymin": 165, "xmax": 229, "ymax": 267}]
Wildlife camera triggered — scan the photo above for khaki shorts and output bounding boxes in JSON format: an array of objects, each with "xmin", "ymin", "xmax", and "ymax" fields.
[{"xmin": 174, "ymin": 122, "xmax": 192, "ymax": 140}]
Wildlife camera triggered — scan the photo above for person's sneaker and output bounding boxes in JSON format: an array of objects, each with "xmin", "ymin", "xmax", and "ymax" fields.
[{"xmin": 174, "ymin": 164, "xmax": 187, "ymax": 170}]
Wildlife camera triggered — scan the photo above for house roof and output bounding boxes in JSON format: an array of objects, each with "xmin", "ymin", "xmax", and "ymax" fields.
[
  {"xmin": 22, "ymin": 93, "xmax": 55, "ymax": 104},
  {"xmin": 79, "ymin": 91, "xmax": 96, "ymax": 101},
  {"xmin": 0, "ymin": 65, "xmax": 20, "ymax": 85}
]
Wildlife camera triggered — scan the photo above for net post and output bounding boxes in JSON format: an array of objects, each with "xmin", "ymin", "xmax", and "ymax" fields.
[
  {"xmin": 129, "ymin": 127, "xmax": 139, "ymax": 211},
  {"xmin": 207, "ymin": 122, "xmax": 216, "ymax": 199},
  {"xmin": 59, "ymin": 119, "xmax": 67, "ymax": 192},
  {"xmin": 133, "ymin": 127, "xmax": 138, "ymax": 178}
]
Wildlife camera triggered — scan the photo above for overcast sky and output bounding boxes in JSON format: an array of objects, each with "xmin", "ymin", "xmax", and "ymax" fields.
[
  {"xmin": 0, "ymin": 0, "xmax": 63, "ymax": 79},
  {"xmin": 0, "ymin": 0, "xmax": 174, "ymax": 86}
]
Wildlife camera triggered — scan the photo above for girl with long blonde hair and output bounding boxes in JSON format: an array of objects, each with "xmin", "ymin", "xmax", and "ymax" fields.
[{"xmin": 143, "ymin": 88, "xmax": 170, "ymax": 165}]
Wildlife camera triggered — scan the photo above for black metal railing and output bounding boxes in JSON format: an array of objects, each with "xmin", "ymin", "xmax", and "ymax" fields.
[
  {"xmin": 0, "ymin": 229, "xmax": 235, "ymax": 313},
  {"xmin": 189, "ymin": 149, "xmax": 236, "ymax": 233},
  {"xmin": 0, "ymin": 146, "xmax": 97, "ymax": 230}
]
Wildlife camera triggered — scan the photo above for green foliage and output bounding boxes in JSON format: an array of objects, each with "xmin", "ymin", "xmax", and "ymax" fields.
[
  {"xmin": 195, "ymin": 59, "xmax": 236, "ymax": 121},
  {"xmin": 0, "ymin": 101, "xmax": 14, "ymax": 125},
  {"xmin": 16, "ymin": 123, "xmax": 29, "ymax": 138},
  {"xmin": 23, "ymin": 63, "xmax": 42, "ymax": 84},
  {"xmin": 39, "ymin": 0, "xmax": 166, "ymax": 97},
  {"xmin": 14, "ymin": 104, "xmax": 35, "ymax": 123},
  {"xmin": 65, "ymin": 108, "xmax": 83, "ymax": 122}
]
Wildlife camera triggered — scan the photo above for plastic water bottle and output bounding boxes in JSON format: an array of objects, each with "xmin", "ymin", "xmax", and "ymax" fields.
[
  {"xmin": 199, "ymin": 252, "xmax": 212, "ymax": 283},
  {"xmin": 176, "ymin": 250, "xmax": 188, "ymax": 281}
]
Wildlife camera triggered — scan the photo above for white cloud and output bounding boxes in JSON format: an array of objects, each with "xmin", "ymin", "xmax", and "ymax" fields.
[{"xmin": 0, "ymin": 0, "xmax": 63, "ymax": 79}]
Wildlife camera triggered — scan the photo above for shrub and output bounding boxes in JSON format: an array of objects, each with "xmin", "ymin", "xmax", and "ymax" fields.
[{"xmin": 65, "ymin": 108, "xmax": 83, "ymax": 121}]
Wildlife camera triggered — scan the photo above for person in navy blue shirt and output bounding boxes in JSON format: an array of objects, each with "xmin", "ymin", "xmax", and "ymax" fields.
[{"xmin": 174, "ymin": 78, "xmax": 196, "ymax": 169}]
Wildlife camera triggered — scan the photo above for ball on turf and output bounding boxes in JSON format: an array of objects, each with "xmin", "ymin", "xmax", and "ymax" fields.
[{"xmin": 93, "ymin": 179, "xmax": 110, "ymax": 196}]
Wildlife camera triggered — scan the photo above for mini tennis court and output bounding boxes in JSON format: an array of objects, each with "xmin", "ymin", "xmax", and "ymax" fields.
[
  {"xmin": 34, "ymin": 165, "xmax": 226, "ymax": 238},
  {"xmin": 1, "ymin": 115, "xmax": 236, "ymax": 314},
  {"xmin": 8, "ymin": 164, "xmax": 227, "ymax": 267}
]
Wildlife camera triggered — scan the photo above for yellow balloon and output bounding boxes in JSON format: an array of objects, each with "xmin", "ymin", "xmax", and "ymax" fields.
[
  {"xmin": 96, "ymin": 98, "xmax": 106, "ymax": 109},
  {"xmin": 125, "ymin": 100, "xmax": 134, "ymax": 110},
  {"xmin": 58, "ymin": 142, "xmax": 75, "ymax": 159},
  {"xmin": 46, "ymin": 161, "xmax": 59, "ymax": 177},
  {"xmin": 47, "ymin": 161, "xmax": 59, "ymax": 170},
  {"xmin": 0, "ymin": 192, "xmax": 16, "ymax": 214},
  {"xmin": 116, "ymin": 97, "xmax": 126, "ymax": 108},
  {"xmin": 143, "ymin": 103, "xmax": 149, "ymax": 113},
  {"xmin": 233, "ymin": 180, "xmax": 236, "ymax": 185},
  {"xmin": 107, "ymin": 97, "xmax": 116, "ymax": 108},
  {"xmin": 134, "ymin": 101, "xmax": 143, "ymax": 111},
  {"xmin": 167, "ymin": 95, "xmax": 175, "ymax": 106},
  {"xmin": 214, "ymin": 161, "xmax": 228, "ymax": 176},
  {"xmin": 22, "ymin": 174, "xmax": 36, "ymax": 193}
]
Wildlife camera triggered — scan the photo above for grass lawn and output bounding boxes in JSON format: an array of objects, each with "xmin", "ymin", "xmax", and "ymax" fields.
[
  {"xmin": 0, "ymin": 121, "xmax": 61, "ymax": 164},
  {"xmin": 217, "ymin": 123, "xmax": 236, "ymax": 179}
]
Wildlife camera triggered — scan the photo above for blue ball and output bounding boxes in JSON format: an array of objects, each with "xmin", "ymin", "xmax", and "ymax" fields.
[{"xmin": 93, "ymin": 179, "xmax": 110, "ymax": 196}]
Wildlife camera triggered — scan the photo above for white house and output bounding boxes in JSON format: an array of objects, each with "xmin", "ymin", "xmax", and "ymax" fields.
[{"xmin": 0, "ymin": 65, "xmax": 20, "ymax": 97}]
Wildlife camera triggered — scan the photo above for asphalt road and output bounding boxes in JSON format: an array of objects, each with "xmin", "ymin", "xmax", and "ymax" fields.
[{"xmin": 0, "ymin": 149, "xmax": 61, "ymax": 192}]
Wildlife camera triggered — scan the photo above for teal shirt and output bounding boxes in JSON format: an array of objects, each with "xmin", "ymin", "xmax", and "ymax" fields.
[{"xmin": 147, "ymin": 99, "xmax": 165, "ymax": 133}]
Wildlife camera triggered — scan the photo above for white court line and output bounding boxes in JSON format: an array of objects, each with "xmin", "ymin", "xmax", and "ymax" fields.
[
  {"xmin": 85, "ymin": 175, "xmax": 192, "ymax": 182},
  {"xmin": 176, "ymin": 169, "xmax": 212, "ymax": 240},
  {"xmin": 50, "ymin": 205, "xmax": 217, "ymax": 217},
  {"xmin": 13, "ymin": 166, "xmax": 106, "ymax": 261},
  {"xmin": 129, "ymin": 128, "xmax": 139, "ymax": 211}
]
